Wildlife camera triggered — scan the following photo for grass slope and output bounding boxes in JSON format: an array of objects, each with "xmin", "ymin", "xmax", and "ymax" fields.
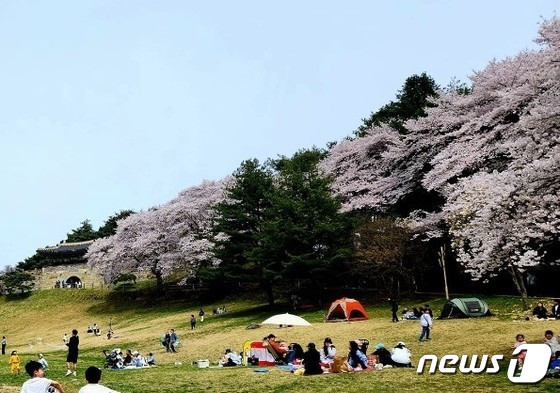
[{"xmin": 0, "ymin": 289, "xmax": 558, "ymax": 392}]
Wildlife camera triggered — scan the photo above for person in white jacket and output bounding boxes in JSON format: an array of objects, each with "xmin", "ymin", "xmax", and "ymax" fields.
[
  {"xmin": 418, "ymin": 308, "xmax": 433, "ymax": 342},
  {"xmin": 78, "ymin": 366, "xmax": 120, "ymax": 393}
]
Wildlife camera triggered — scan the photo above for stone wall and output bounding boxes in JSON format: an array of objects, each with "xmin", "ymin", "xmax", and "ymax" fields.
[{"xmin": 30, "ymin": 263, "xmax": 105, "ymax": 290}]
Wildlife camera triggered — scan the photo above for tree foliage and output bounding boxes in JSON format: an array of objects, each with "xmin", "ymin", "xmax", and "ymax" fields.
[
  {"xmin": 0, "ymin": 270, "xmax": 35, "ymax": 294},
  {"xmin": 355, "ymin": 72, "xmax": 438, "ymax": 136},
  {"xmin": 257, "ymin": 149, "xmax": 352, "ymax": 293},
  {"xmin": 209, "ymin": 159, "xmax": 276, "ymax": 302},
  {"xmin": 96, "ymin": 210, "xmax": 136, "ymax": 238},
  {"xmin": 66, "ymin": 220, "xmax": 98, "ymax": 243},
  {"xmin": 209, "ymin": 150, "xmax": 353, "ymax": 305}
]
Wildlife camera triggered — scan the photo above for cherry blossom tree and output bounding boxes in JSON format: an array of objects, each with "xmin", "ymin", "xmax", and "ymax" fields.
[
  {"xmin": 87, "ymin": 179, "xmax": 230, "ymax": 286},
  {"xmin": 322, "ymin": 18, "xmax": 560, "ymax": 303}
]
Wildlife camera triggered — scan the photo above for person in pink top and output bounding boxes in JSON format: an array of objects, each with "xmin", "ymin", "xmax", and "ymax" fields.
[{"xmin": 512, "ymin": 333, "xmax": 527, "ymax": 369}]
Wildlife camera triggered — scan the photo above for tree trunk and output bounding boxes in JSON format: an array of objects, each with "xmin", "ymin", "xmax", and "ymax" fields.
[
  {"xmin": 509, "ymin": 265, "xmax": 528, "ymax": 309},
  {"xmin": 264, "ymin": 282, "xmax": 275, "ymax": 306},
  {"xmin": 152, "ymin": 268, "xmax": 164, "ymax": 290}
]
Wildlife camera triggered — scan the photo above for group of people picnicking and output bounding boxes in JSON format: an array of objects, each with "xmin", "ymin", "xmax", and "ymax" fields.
[
  {"xmin": 513, "ymin": 329, "xmax": 560, "ymax": 377},
  {"xmin": 532, "ymin": 299, "xmax": 560, "ymax": 320},
  {"xmin": 103, "ymin": 348, "xmax": 156, "ymax": 369},
  {"xmin": 253, "ymin": 334, "xmax": 413, "ymax": 375},
  {"xmin": 86, "ymin": 323, "xmax": 102, "ymax": 336},
  {"xmin": 389, "ymin": 300, "xmax": 434, "ymax": 322}
]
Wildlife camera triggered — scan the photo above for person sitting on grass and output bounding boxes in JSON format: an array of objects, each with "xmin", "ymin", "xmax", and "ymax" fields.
[
  {"xmin": 21, "ymin": 360, "xmax": 65, "ymax": 393},
  {"xmin": 391, "ymin": 342, "xmax": 412, "ymax": 368},
  {"xmin": 550, "ymin": 351, "xmax": 560, "ymax": 369},
  {"xmin": 346, "ymin": 340, "xmax": 368, "ymax": 371},
  {"xmin": 123, "ymin": 350, "xmax": 132, "ymax": 366},
  {"xmin": 38, "ymin": 354, "xmax": 49, "ymax": 370},
  {"xmin": 219, "ymin": 349, "xmax": 242, "ymax": 367},
  {"xmin": 512, "ymin": 334, "xmax": 527, "ymax": 369},
  {"xmin": 303, "ymin": 343, "xmax": 323, "ymax": 375},
  {"xmin": 147, "ymin": 352, "xmax": 156, "ymax": 366},
  {"xmin": 545, "ymin": 330, "xmax": 560, "ymax": 354},
  {"xmin": 130, "ymin": 351, "xmax": 147, "ymax": 367},
  {"xmin": 372, "ymin": 343, "xmax": 393, "ymax": 366},
  {"xmin": 267, "ymin": 334, "xmax": 288, "ymax": 362},
  {"xmin": 78, "ymin": 366, "xmax": 120, "ymax": 393},
  {"xmin": 319, "ymin": 338, "xmax": 336, "ymax": 366},
  {"xmin": 402, "ymin": 308, "xmax": 417, "ymax": 320},
  {"xmin": 533, "ymin": 302, "xmax": 549, "ymax": 320}
]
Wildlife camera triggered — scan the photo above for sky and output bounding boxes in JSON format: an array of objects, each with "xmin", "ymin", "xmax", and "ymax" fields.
[{"xmin": 0, "ymin": 1, "xmax": 557, "ymax": 269}]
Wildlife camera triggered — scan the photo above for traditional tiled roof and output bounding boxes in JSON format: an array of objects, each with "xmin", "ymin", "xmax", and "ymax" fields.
[{"xmin": 37, "ymin": 240, "xmax": 94, "ymax": 254}]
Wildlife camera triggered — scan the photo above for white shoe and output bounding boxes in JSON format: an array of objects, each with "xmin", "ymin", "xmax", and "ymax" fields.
[
  {"xmin": 65, "ymin": 370, "xmax": 72, "ymax": 376},
  {"xmin": 72, "ymin": 371, "xmax": 76, "ymax": 376}
]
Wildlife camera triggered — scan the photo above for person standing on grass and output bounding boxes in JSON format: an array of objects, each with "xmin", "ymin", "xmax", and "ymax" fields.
[
  {"xmin": 1, "ymin": 336, "xmax": 6, "ymax": 355},
  {"xmin": 66, "ymin": 329, "xmax": 79, "ymax": 376},
  {"xmin": 552, "ymin": 299, "xmax": 560, "ymax": 319},
  {"xmin": 170, "ymin": 329, "xmax": 178, "ymax": 352},
  {"xmin": 418, "ymin": 309, "xmax": 433, "ymax": 343},
  {"xmin": 199, "ymin": 308, "xmax": 205, "ymax": 322},
  {"xmin": 21, "ymin": 360, "xmax": 65, "ymax": 393},
  {"xmin": 10, "ymin": 350, "xmax": 21, "ymax": 374},
  {"xmin": 164, "ymin": 330, "xmax": 171, "ymax": 352},
  {"xmin": 389, "ymin": 298, "xmax": 399, "ymax": 322},
  {"xmin": 190, "ymin": 314, "xmax": 196, "ymax": 330}
]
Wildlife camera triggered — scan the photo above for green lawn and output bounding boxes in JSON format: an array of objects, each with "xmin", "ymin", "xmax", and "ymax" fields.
[{"xmin": 0, "ymin": 289, "xmax": 558, "ymax": 392}]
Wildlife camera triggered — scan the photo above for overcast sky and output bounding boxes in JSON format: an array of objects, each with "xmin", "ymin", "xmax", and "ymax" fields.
[{"xmin": 0, "ymin": 1, "xmax": 557, "ymax": 268}]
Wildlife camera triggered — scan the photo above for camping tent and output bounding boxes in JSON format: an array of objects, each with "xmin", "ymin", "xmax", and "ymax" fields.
[
  {"xmin": 439, "ymin": 298, "xmax": 491, "ymax": 318},
  {"xmin": 326, "ymin": 298, "xmax": 369, "ymax": 322}
]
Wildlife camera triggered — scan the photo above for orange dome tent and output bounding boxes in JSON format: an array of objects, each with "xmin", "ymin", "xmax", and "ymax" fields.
[{"xmin": 326, "ymin": 297, "xmax": 369, "ymax": 322}]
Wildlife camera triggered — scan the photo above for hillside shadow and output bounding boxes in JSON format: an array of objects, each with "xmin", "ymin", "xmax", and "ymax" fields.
[
  {"xmin": 85, "ymin": 285, "xmax": 302, "ymax": 320},
  {"xmin": 4, "ymin": 292, "xmax": 32, "ymax": 301}
]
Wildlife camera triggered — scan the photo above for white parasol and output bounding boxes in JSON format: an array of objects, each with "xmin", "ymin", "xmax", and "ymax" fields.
[{"xmin": 261, "ymin": 313, "xmax": 312, "ymax": 326}]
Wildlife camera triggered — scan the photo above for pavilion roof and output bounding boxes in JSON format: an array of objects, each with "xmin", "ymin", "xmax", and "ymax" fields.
[{"xmin": 37, "ymin": 240, "xmax": 94, "ymax": 254}]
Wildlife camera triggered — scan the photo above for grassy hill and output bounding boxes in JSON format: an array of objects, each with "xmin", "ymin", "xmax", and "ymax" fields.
[{"xmin": 0, "ymin": 288, "xmax": 558, "ymax": 392}]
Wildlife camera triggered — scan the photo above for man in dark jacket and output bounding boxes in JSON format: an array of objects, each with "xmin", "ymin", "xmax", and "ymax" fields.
[{"xmin": 389, "ymin": 298, "xmax": 399, "ymax": 322}]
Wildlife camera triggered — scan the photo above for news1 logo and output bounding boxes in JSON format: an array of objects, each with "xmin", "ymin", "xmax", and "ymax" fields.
[{"xmin": 417, "ymin": 344, "xmax": 552, "ymax": 384}]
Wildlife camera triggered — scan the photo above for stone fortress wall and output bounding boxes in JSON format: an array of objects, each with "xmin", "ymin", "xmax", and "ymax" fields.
[{"xmin": 30, "ymin": 263, "xmax": 105, "ymax": 290}]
